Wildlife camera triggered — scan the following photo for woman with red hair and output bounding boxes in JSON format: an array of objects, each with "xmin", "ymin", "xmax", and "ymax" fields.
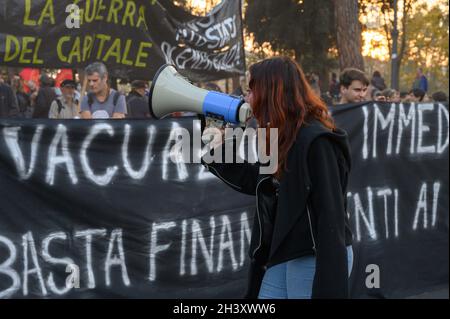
[{"xmin": 202, "ymin": 56, "xmax": 353, "ymax": 299}]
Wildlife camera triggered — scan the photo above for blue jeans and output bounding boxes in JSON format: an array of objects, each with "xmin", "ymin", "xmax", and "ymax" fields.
[{"xmin": 258, "ymin": 246, "xmax": 353, "ymax": 299}]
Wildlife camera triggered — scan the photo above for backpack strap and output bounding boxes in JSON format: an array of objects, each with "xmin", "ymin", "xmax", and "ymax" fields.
[
  {"xmin": 55, "ymin": 98, "xmax": 64, "ymax": 115},
  {"xmin": 87, "ymin": 92, "xmax": 95, "ymax": 110},
  {"xmin": 87, "ymin": 91, "xmax": 121, "ymax": 112},
  {"xmin": 112, "ymin": 91, "xmax": 121, "ymax": 106},
  {"xmin": 125, "ymin": 95, "xmax": 137, "ymax": 118}
]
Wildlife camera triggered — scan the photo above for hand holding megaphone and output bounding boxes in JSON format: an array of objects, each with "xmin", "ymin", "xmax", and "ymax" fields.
[{"xmin": 148, "ymin": 65, "xmax": 252, "ymax": 126}]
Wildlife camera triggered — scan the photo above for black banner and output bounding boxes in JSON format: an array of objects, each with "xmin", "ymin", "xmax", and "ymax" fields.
[
  {"xmin": 0, "ymin": 0, "xmax": 245, "ymax": 82},
  {"xmin": 0, "ymin": 102, "xmax": 448, "ymax": 298}
]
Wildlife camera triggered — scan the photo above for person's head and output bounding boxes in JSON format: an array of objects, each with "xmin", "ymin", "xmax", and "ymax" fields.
[
  {"xmin": 372, "ymin": 89, "xmax": 386, "ymax": 102},
  {"xmin": 382, "ymin": 88, "xmax": 400, "ymax": 102},
  {"xmin": 131, "ymin": 80, "xmax": 148, "ymax": 96},
  {"xmin": 390, "ymin": 90, "xmax": 401, "ymax": 103},
  {"xmin": 40, "ymin": 74, "xmax": 53, "ymax": 88},
  {"xmin": 417, "ymin": 67, "xmax": 423, "ymax": 76},
  {"xmin": 85, "ymin": 62, "xmax": 109, "ymax": 94},
  {"xmin": 409, "ymin": 88, "xmax": 426, "ymax": 102},
  {"xmin": 339, "ymin": 68, "xmax": 369, "ymax": 103},
  {"xmin": 422, "ymin": 93, "xmax": 432, "ymax": 102},
  {"xmin": 431, "ymin": 91, "xmax": 448, "ymax": 103},
  {"xmin": 239, "ymin": 74, "xmax": 248, "ymax": 91},
  {"xmin": 248, "ymin": 56, "xmax": 334, "ymax": 178},
  {"xmin": 11, "ymin": 75, "xmax": 23, "ymax": 92},
  {"xmin": 372, "ymin": 71, "xmax": 381, "ymax": 78},
  {"xmin": 400, "ymin": 91, "xmax": 409, "ymax": 101},
  {"xmin": 60, "ymin": 79, "xmax": 77, "ymax": 100}
]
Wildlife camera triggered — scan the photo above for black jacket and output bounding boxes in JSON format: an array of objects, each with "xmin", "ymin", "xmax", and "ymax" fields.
[
  {"xmin": 32, "ymin": 86, "xmax": 56, "ymax": 119},
  {"xmin": 0, "ymin": 83, "xmax": 19, "ymax": 118},
  {"xmin": 126, "ymin": 90, "xmax": 150, "ymax": 119},
  {"xmin": 202, "ymin": 120, "xmax": 353, "ymax": 299}
]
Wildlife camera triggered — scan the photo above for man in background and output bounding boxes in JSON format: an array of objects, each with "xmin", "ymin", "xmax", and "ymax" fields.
[
  {"xmin": 412, "ymin": 68, "xmax": 428, "ymax": 93},
  {"xmin": 406, "ymin": 88, "xmax": 426, "ymax": 102},
  {"xmin": 338, "ymin": 68, "xmax": 369, "ymax": 104},
  {"xmin": 432, "ymin": 91, "xmax": 448, "ymax": 103},
  {"xmin": 32, "ymin": 74, "xmax": 56, "ymax": 118},
  {"xmin": 80, "ymin": 62, "xmax": 127, "ymax": 119},
  {"xmin": 0, "ymin": 74, "xmax": 19, "ymax": 118},
  {"xmin": 126, "ymin": 80, "xmax": 151, "ymax": 119},
  {"xmin": 48, "ymin": 79, "xmax": 79, "ymax": 119}
]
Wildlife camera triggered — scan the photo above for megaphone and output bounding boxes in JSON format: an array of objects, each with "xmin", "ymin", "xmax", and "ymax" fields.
[{"xmin": 149, "ymin": 64, "xmax": 252, "ymax": 126}]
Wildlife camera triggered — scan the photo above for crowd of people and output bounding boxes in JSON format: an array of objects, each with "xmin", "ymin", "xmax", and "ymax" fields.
[
  {"xmin": 0, "ymin": 57, "xmax": 447, "ymax": 300},
  {"xmin": 0, "ymin": 62, "xmax": 151, "ymax": 120},
  {"xmin": 0, "ymin": 62, "xmax": 448, "ymax": 120},
  {"xmin": 323, "ymin": 67, "xmax": 448, "ymax": 106}
]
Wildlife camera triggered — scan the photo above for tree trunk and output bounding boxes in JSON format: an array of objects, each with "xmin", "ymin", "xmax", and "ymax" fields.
[
  {"xmin": 334, "ymin": 0, "xmax": 365, "ymax": 71},
  {"xmin": 395, "ymin": 0, "xmax": 411, "ymax": 89}
]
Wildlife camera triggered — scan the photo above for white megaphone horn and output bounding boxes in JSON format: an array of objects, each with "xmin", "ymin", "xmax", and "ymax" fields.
[{"xmin": 149, "ymin": 64, "xmax": 252, "ymax": 126}]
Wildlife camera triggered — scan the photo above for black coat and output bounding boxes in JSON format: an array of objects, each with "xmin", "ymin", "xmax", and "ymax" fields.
[
  {"xmin": 32, "ymin": 87, "xmax": 56, "ymax": 119},
  {"xmin": 126, "ymin": 90, "xmax": 150, "ymax": 119},
  {"xmin": 0, "ymin": 83, "xmax": 19, "ymax": 118},
  {"xmin": 202, "ymin": 120, "xmax": 353, "ymax": 299}
]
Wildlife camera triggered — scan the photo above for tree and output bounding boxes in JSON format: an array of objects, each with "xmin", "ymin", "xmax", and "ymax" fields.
[
  {"xmin": 400, "ymin": 4, "xmax": 449, "ymax": 93},
  {"xmin": 333, "ymin": 0, "xmax": 365, "ymax": 70},
  {"xmin": 359, "ymin": 0, "xmax": 448, "ymax": 93},
  {"xmin": 245, "ymin": 0, "xmax": 337, "ymax": 91},
  {"xmin": 365, "ymin": 0, "xmax": 413, "ymax": 89}
]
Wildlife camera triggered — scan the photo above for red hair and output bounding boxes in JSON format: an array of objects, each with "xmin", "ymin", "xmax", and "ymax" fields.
[{"xmin": 249, "ymin": 56, "xmax": 335, "ymax": 179}]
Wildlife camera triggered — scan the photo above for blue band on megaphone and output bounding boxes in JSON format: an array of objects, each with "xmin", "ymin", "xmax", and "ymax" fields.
[{"xmin": 203, "ymin": 91, "xmax": 242, "ymax": 124}]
